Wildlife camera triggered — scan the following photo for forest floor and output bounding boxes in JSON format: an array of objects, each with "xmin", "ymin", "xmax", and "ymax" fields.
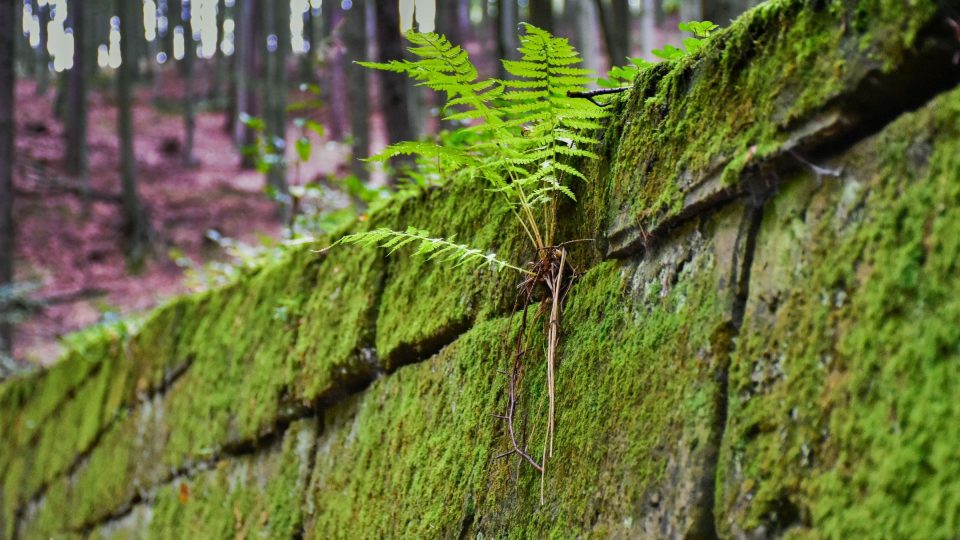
[{"xmin": 10, "ymin": 72, "xmax": 352, "ymax": 365}]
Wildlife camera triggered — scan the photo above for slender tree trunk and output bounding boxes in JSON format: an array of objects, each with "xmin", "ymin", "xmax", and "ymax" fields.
[
  {"xmin": 88, "ymin": 0, "xmax": 108, "ymax": 78},
  {"xmin": 612, "ymin": 0, "xmax": 630, "ymax": 57},
  {"xmin": 0, "ymin": 0, "xmax": 17, "ymax": 367},
  {"xmin": 528, "ymin": 0, "xmax": 553, "ymax": 32},
  {"xmin": 375, "ymin": 0, "xmax": 415, "ymax": 178},
  {"xmin": 436, "ymin": 0, "xmax": 466, "ymax": 43},
  {"xmin": 343, "ymin": 0, "xmax": 369, "ymax": 180},
  {"xmin": 163, "ymin": 0, "xmax": 176, "ymax": 60},
  {"xmin": 594, "ymin": 0, "xmax": 630, "ymax": 66},
  {"xmin": 131, "ymin": 0, "xmax": 146, "ymax": 81},
  {"xmin": 181, "ymin": 0, "xmax": 197, "ymax": 165},
  {"xmin": 298, "ymin": 4, "xmax": 316, "ymax": 83},
  {"xmin": 236, "ymin": 0, "xmax": 258, "ymax": 167},
  {"xmin": 641, "ymin": 0, "xmax": 657, "ymax": 56},
  {"xmin": 35, "ymin": 0, "xmax": 50, "ymax": 95},
  {"xmin": 262, "ymin": 0, "xmax": 289, "ymax": 221},
  {"xmin": 324, "ymin": 4, "xmax": 346, "ymax": 141},
  {"xmin": 13, "ymin": 0, "xmax": 25, "ymax": 75},
  {"xmin": 211, "ymin": 0, "xmax": 225, "ymax": 98},
  {"xmin": 496, "ymin": 0, "xmax": 518, "ymax": 79},
  {"xmin": 224, "ymin": 0, "xmax": 236, "ymax": 132},
  {"xmin": 65, "ymin": 0, "xmax": 89, "ymax": 186},
  {"xmin": 576, "ymin": 0, "xmax": 604, "ymax": 75},
  {"xmin": 117, "ymin": 0, "xmax": 150, "ymax": 268}
]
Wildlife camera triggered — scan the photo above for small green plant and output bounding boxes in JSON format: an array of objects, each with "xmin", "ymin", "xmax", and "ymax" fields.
[
  {"xmin": 331, "ymin": 20, "xmax": 721, "ymax": 499},
  {"xmin": 329, "ymin": 25, "xmax": 607, "ymax": 496},
  {"xmin": 598, "ymin": 20, "xmax": 719, "ymax": 88}
]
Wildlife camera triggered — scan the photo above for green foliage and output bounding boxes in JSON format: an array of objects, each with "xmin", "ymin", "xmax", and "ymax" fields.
[
  {"xmin": 351, "ymin": 24, "xmax": 608, "ymax": 265},
  {"xmin": 597, "ymin": 20, "xmax": 720, "ymax": 88},
  {"xmin": 335, "ymin": 227, "xmax": 530, "ymax": 275}
]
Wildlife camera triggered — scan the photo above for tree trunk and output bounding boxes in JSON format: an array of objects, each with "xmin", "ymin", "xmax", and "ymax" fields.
[
  {"xmin": 496, "ymin": 0, "xmax": 518, "ymax": 79},
  {"xmin": 65, "ymin": 0, "xmax": 89, "ymax": 185},
  {"xmin": 131, "ymin": 0, "xmax": 146, "ymax": 81},
  {"xmin": 298, "ymin": 4, "xmax": 317, "ymax": 84},
  {"xmin": 164, "ymin": 0, "xmax": 176, "ymax": 61},
  {"xmin": 117, "ymin": 0, "xmax": 150, "ymax": 268},
  {"xmin": 324, "ymin": 4, "xmax": 347, "ymax": 141},
  {"xmin": 436, "ymin": 0, "xmax": 468, "ymax": 43},
  {"xmin": 211, "ymin": 0, "xmax": 226, "ymax": 97},
  {"xmin": 375, "ymin": 0, "xmax": 415, "ymax": 178},
  {"xmin": 181, "ymin": 0, "xmax": 197, "ymax": 166},
  {"xmin": 234, "ymin": 0, "xmax": 258, "ymax": 168},
  {"xmin": 224, "ymin": 0, "xmax": 236, "ymax": 132},
  {"xmin": 0, "ymin": 0, "xmax": 17, "ymax": 367},
  {"xmin": 262, "ymin": 0, "xmax": 289, "ymax": 221},
  {"xmin": 35, "ymin": 0, "xmax": 50, "ymax": 95},
  {"xmin": 594, "ymin": 0, "xmax": 631, "ymax": 66},
  {"xmin": 575, "ymin": 0, "xmax": 605, "ymax": 75},
  {"xmin": 641, "ymin": 0, "xmax": 658, "ymax": 56},
  {"xmin": 343, "ymin": 0, "xmax": 369, "ymax": 180},
  {"xmin": 528, "ymin": 0, "xmax": 553, "ymax": 32}
]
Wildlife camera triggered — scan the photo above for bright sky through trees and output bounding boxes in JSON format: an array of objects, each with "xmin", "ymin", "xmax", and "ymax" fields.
[{"xmin": 19, "ymin": 0, "xmax": 446, "ymax": 73}]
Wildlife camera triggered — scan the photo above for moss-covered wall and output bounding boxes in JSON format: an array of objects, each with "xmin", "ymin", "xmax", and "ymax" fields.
[{"xmin": 3, "ymin": 1, "xmax": 960, "ymax": 538}]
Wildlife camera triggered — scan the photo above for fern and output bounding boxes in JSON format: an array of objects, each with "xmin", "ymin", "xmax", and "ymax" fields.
[
  {"xmin": 334, "ymin": 227, "xmax": 532, "ymax": 275},
  {"xmin": 598, "ymin": 20, "xmax": 720, "ymax": 88},
  {"xmin": 348, "ymin": 24, "xmax": 608, "ymax": 260}
]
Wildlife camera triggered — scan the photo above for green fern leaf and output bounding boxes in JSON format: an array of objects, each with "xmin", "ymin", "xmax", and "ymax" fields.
[{"xmin": 334, "ymin": 227, "xmax": 530, "ymax": 275}]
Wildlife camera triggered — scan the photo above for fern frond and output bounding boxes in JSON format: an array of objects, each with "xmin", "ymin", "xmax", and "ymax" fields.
[
  {"xmin": 335, "ymin": 227, "xmax": 531, "ymax": 275},
  {"xmin": 367, "ymin": 141, "xmax": 477, "ymax": 168}
]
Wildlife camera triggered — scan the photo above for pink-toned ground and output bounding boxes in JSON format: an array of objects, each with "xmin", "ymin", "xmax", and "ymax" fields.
[{"xmin": 11, "ymin": 70, "xmax": 350, "ymax": 365}]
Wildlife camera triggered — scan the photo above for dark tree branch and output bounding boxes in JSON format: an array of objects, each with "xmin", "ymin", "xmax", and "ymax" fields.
[{"xmin": 567, "ymin": 87, "xmax": 631, "ymax": 107}]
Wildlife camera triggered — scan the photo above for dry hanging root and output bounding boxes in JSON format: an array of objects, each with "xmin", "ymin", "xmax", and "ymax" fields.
[{"xmin": 494, "ymin": 246, "xmax": 575, "ymax": 503}]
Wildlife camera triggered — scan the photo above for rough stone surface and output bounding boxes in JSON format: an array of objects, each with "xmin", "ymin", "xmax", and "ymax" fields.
[{"xmin": 2, "ymin": 1, "xmax": 960, "ymax": 538}]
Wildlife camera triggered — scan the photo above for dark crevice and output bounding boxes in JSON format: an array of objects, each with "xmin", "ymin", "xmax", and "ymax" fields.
[
  {"xmin": 731, "ymin": 204, "xmax": 765, "ymax": 331},
  {"xmin": 701, "ymin": 201, "xmax": 765, "ymax": 540},
  {"xmin": 381, "ymin": 317, "xmax": 473, "ymax": 373}
]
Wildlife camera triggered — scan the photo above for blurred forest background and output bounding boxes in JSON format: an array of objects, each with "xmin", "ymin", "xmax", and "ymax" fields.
[{"xmin": 0, "ymin": 0, "xmax": 759, "ymax": 372}]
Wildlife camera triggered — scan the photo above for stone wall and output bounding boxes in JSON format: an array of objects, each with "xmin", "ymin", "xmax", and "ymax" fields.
[{"xmin": 2, "ymin": 1, "xmax": 960, "ymax": 537}]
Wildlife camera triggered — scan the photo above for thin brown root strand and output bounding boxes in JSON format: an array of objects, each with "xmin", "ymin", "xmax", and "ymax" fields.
[
  {"xmin": 496, "ymin": 245, "xmax": 575, "ymax": 492},
  {"xmin": 545, "ymin": 247, "xmax": 566, "ymax": 459}
]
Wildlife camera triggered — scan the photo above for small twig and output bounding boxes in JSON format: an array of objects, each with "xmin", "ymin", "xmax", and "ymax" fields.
[
  {"xmin": 567, "ymin": 87, "xmax": 630, "ymax": 107},
  {"xmin": 553, "ymin": 238, "xmax": 595, "ymax": 249},
  {"xmin": 789, "ymin": 150, "xmax": 843, "ymax": 179}
]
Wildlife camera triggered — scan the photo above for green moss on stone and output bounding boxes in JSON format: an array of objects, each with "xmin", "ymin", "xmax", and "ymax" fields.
[
  {"xmin": 606, "ymin": 0, "xmax": 940, "ymax": 242},
  {"xmin": 718, "ymin": 86, "xmax": 960, "ymax": 538}
]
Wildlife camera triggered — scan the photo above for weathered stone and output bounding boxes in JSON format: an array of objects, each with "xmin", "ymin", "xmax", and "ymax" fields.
[{"xmin": 2, "ymin": 1, "xmax": 959, "ymax": 538}]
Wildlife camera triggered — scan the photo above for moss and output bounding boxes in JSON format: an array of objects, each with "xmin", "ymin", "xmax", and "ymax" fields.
[
  {"xmin": 304, "ymin": 201, "xmax": 747, "ymax": 538},
  {"xmin": 605, "ymin": 0, "xmax": 940, "ymax": 243},
  {"xmin": 1, "ymin": 1, "xmax": 958, "ymax": 537},
  {"xmin": 717, "ymin": 87, "xmax": 960, "ymax": 538},
  {"xmin": 144, "ymin": 420, "xmax": 317, "ymax": 540},
  {"xmin": 373, "ymin": 179, "xmax": 527, "ymax": 370}
]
